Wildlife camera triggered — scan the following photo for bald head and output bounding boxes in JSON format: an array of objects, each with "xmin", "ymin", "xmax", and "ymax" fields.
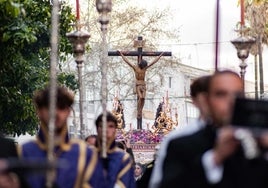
[{"xmin": 207, "ymin": 70, "xmax": 243, "ymax": 127}]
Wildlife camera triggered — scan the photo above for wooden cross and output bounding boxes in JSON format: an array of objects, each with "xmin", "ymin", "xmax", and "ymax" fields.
[{"xmin": 108, "ymin": 36, "xmax": 172, "ymax": 130}]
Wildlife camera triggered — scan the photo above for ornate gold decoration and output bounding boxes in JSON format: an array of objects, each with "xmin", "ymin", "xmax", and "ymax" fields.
[
  {"xmin": 152, "ymin": 91, "xmax": 178, "ymax": 134},
  {"xmin": 111, "ymin": 95, "xmax": 125, "ymax": 129}
]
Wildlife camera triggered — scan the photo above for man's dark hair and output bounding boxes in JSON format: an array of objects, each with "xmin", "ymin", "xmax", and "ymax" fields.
[
  {"xmin": 135, "ymin": 162, "xmax": 145, "ymax": 173},
  {"xmin": 116, "ymin": 140, "xmax": 126, "ymax": 150},
  {"xmin": 85, "ymin": 134, "xmax": 97, "ymax": 142},
  {"xmin": 33, "ymin": 85, "xmax": 74, "ymax": 109},
  {"xmin": 190, "ymin": 75, "xmax": 211, "ymax": 98},
  {"xmin": 95, "ymin": 111, "xmax": 118, "ymax": 128}
]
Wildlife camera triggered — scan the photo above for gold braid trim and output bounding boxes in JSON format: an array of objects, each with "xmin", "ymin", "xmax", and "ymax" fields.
[
  {"xmin": 17, "ymin": 145, "xmax": 22, "ymax": 158},
  {"xmin": 73, "ymin": 140, "xmax": 86, "ymax": 188},
  {"xmin": 36, "ymin": 124, "xmax": 71, "ymax": 151},
  {"xmin": 122, "ymin": 152, "xmax": 130, "ymax": 162},
  {"xmin": 117, "ymin": 153, "xmax": 132, "ymax": 182},
  {"xmin": 117, "ymin": 161, "xmax": 132, "ymax": 179},
  {"xmin": 82, "ymin": 146, "xmax": 98, "ymax": 188}
]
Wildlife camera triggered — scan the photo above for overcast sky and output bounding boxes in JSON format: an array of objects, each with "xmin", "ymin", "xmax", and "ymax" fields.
[
  {"xmin": 70, "ymin": 0, "xmax": 267, "ymax": 83},
  {"xmin": 131, "ymin": 0, "xmax": 267, "ymax": 84}
]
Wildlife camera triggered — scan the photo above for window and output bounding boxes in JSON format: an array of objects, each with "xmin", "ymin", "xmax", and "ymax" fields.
[{"xmin": 169, "ymin": 77, "xmax": 172, "ymax": 88}]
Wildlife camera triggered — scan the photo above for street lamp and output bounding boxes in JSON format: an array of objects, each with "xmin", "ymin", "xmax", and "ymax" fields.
[
  {"xmin": 231, "ymin": 0, "xmax": 255, "ymax": 92},
  {"xmin": 96, "ymin": 0, "xmax": 112, "ymax": 159},
  {"xmin": 66, "ymin": 26, "xmax": 90, "ymax": 140},
  {"xmin": 231, "ymin": 33, "xmax": 255, "ymax": 92},
  {"xmin": 96, "ymin": 0, "xmax": 112, "ymax": 31}
]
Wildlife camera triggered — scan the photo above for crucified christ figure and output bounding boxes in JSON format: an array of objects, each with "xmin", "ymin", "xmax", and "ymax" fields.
[{"xmin": 118, "ymin": 51, "xmax": 164, "ymax": 127}]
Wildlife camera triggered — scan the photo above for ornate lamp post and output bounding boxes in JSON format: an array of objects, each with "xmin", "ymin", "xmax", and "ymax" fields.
[
  {"xmin": 231, "ymin": 0, "xmax": 255, "ymax": 92},
  {"xmin": 96, "ymin": 0, "xmax": 112, "ymax": 31},
  {"xmin": 66, "ymin": 25, "xmax": 90, "ymax": 139},
  {"xmin": 96, "ymin": 0, "xmax": 112, "ymax": 158},
  {"xmin": 231, "ymin": 35, "xmax": 255, "ymax": 91}
]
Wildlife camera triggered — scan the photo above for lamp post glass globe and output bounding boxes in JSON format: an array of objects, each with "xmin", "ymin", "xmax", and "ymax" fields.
[
  {"xmin": 231, "ymin": 35, "xmax": 255, "ymax": 92},
  {"xmin": 96, "ymin": 0, "xmax": 112, "ymax": 14},
  {"xmin": 231, "ymin": 36, "xmax": 255, "ymax": 61}
]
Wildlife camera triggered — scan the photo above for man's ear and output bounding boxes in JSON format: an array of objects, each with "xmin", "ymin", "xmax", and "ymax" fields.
[
  {"xmin": 200, "ymin": 92, "xmax": 208, "ymax": 103},
  {"xmin": 192, "ymin": 96, "xmax": 198, "ymax": 107}
]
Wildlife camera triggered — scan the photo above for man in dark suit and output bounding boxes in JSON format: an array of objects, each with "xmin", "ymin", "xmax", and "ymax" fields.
[
  {"xmin": 149, "ymin": 75, "xmax": 211, "ymax": 188},
  {"xmin": 159, "ymin": 70, "xmax": 268, "ymax": 188},
  {"xmin": 0, "ymin": 136, "xmax": 18, "ymax": 158},
  {"xmin": 0, "ymin": 135, "xmax": 21, "ymax": 188}
]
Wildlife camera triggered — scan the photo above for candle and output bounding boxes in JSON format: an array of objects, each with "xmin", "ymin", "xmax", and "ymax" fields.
[
  {"xmin": 240, "ymin": 0, "xmax": 244, "ymax": 26},
  {"xmin": 76, "ymin": 0, "xmax": 80, "ymax": 20}
]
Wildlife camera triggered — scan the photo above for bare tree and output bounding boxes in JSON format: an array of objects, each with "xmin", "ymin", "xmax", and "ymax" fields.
[{"xmin": 81, "ymin": 0, "xmax": 180, "ymax": 102}]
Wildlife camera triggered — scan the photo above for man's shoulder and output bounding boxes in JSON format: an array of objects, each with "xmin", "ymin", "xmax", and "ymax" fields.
[
  {"xmin": 109, "ymin": 148, "xmax": 133, "ymax": 164},
  {"xmin": 168, "ymin": 126, "xmax": 206, "ymax": 148},
  {"xmin": 163, "ymin": 121, "xmax": 204, "ymax": 146},
  {"xmin": 20, "ymin": 140, "xmax": 42, "ymax": 157},
  {"xmin": 22, "ymin": 140, "xmax": 38, "ymax": 149},
  {"xmin": 69, "ymin": 139, "xmax": 96, "ymax": 154},
  {"xmin": 110, "ymin": 147, "xmax": 128, "ymax": 157}
]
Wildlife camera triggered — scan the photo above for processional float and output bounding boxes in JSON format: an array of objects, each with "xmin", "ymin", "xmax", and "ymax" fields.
[
  {"xmin": 113, "ymin": 91, "xmax": 178, "ymax": 163},
  {"xmin": 108, "ymin": 36, "xmax": 172, "ymax": 129}
]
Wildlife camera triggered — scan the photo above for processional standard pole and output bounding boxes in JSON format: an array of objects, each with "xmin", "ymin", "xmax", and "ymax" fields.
[
  {"xmin": 214, "ymin": 0, "xmax": 220, "ymax": 72},
  {"xmin": 46, "ymin": 0, "xmax": 60, "ymax": 186},
  {"xmin": 66, "ymin": 1, "xmax": 90, "ymax": 140},
  {"xmin": 96, "ymin": 0, "xmax": 112, "ymax": 158}
]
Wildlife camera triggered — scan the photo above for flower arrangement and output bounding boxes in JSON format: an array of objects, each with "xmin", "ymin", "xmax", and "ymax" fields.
[
  {"xmin": 114, "ymin": 92, "xmax": 177, "ymax": 145},
  {"xmin": 116, "ymin": 129, "xmax": 164, "ymax": 144}
]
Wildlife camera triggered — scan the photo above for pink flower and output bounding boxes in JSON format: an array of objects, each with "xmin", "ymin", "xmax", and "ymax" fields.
[{"xmin": 116, "ymin": 129, "xmax": 164, "ymax": 144}]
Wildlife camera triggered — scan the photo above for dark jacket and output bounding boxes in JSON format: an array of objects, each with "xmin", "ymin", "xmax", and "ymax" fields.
[
  {"xmin": 136, "ymin": 160, "xmax": 154, "ymax": 188},
  {"xmin": 0, "ymin": 136, "xmax": 30, "ymax": 188},
  {"xmin": 0, "ymin": 136, "xmax": 17, "ymax": 158},
  {"xmin": 160, "ymin": 125, "xmax": 268, "ymax": 188}
]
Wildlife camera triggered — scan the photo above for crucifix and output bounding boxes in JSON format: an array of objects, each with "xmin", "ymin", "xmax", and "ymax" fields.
[{"xmin": 108, "ymin": 36, "xmax": 172, "ymax": 129}]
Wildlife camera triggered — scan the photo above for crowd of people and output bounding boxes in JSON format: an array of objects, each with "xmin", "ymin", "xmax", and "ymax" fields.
[{"xmin": 1, "ymin": 69, "xmax": 268, "ymax": 188}]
